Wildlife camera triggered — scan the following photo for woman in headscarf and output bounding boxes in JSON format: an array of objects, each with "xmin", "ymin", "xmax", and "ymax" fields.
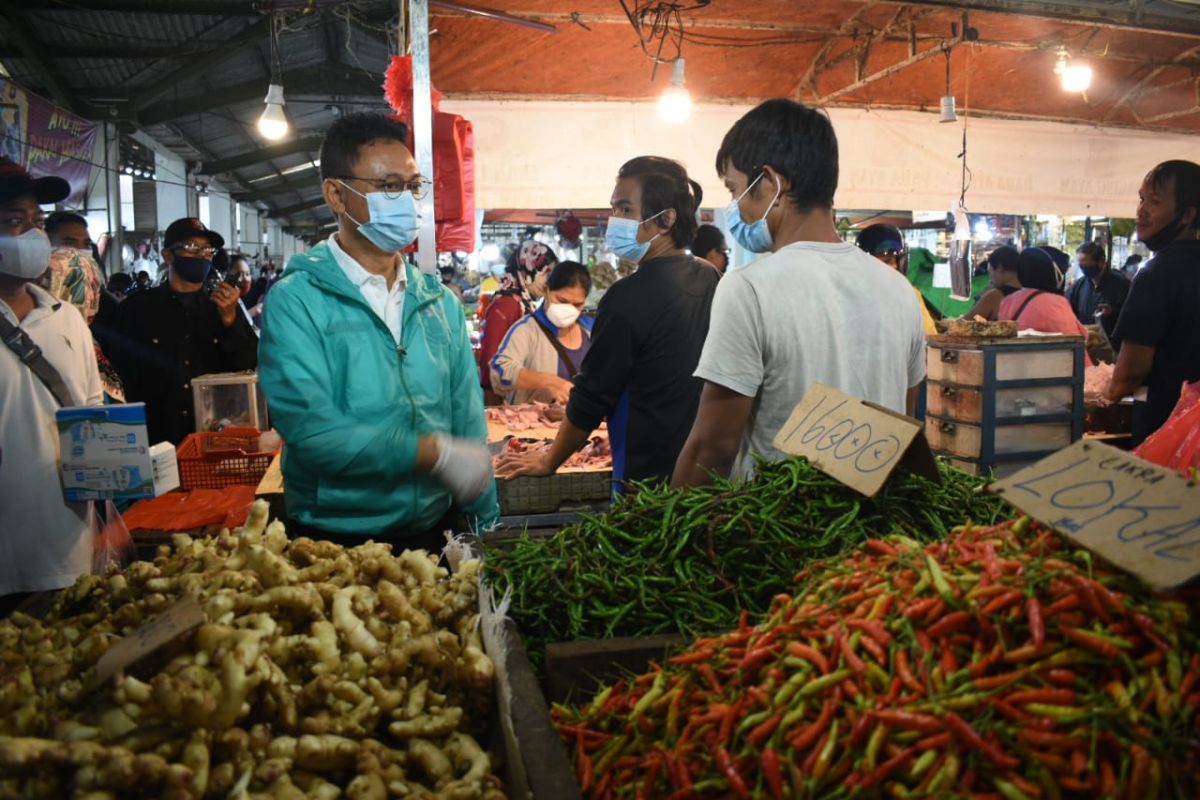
[
  {"xmin": 45, "ymin": 247, "xmax": 125, "ymax": 401},
  {"xmin": 997, "ymin": 247, "xmax": 1093, "ymax": 365},
  {"xmin": 477, "ymin": 239, "xmax": 557, "ymax": 402}
]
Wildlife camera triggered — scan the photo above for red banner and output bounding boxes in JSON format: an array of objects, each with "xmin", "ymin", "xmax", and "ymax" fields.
[{"xmin": 1, "ymin": 78, "xmax": 97, "ymax": 207}]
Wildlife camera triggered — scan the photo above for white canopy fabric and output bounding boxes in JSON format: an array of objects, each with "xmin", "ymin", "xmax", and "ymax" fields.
[{"xmin": 441, "ymin": 99, "xmax": 1200, "ymax": 218}]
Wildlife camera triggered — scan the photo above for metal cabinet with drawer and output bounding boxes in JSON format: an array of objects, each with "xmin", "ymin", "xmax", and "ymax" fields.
[{"xmin": 925, "ymin": 335, "xmax": 1085, "ymax": 477}]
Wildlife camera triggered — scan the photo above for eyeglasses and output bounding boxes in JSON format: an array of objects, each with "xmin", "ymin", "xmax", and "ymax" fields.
[
  {"xmin": 173, "ymin": 243, "xmax": 218, "ymax": 258},
  {"xmin": 337, "ymin": 175, "xmax": 432, "ymax": 201}
]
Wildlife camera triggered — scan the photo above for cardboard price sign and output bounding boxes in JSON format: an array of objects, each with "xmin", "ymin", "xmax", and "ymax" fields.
[
  {"xmin": 92, "ymin": 596, "xmax": 206, "ymax": 684},
  {"xmin": 990, "ymin": 440, "xmax": 1200, "ymax": 590},
  {"xmin": 773, "ymin": 383, "xmax": 939, "ymax": 497}
]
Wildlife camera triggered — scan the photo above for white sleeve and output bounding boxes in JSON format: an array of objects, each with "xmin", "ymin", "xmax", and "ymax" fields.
[
  {"xmin": 907, "ymin": 292, "xmax": 927, "ymax": 388},
  {"xmin": 693, "ymin": 273, "xmax": 764, "ymax": 398}
]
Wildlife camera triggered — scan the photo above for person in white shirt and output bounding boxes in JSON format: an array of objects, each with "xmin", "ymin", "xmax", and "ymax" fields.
[
  {"xmin": 0, "ymin": 159, "xmax": 102, "ymax": 613},
  {"xmin": 672, "ymin": 99, "xmax": 926, "ymax": 486}
]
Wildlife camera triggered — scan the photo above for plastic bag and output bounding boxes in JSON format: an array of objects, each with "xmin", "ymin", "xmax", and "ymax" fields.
[
  {"xmin": 92, "ymin": 499, "xmax": 134, "ymax": 576},
  {"xmin": 1134, "ymin": 380, "xmax": 1200, "ymax": 478}
]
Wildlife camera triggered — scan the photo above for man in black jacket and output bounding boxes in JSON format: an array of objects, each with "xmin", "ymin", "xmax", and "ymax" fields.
[
  {"xmin": 1066, "ymin": 241, "xmax": 1128, "ymax": 337},
  {"xmin": 95, "ymin": 218, "xmax": 258, "ymax": 444}
]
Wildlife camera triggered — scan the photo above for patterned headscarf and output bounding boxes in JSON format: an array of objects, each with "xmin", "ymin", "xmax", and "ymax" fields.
[
  {"xmin": 496, "ymin": 240, "xmax": 558, "ymax": 313},
  {"xmin": 47, "ymin": 247, "xmax": 102, "ymax": 322}
]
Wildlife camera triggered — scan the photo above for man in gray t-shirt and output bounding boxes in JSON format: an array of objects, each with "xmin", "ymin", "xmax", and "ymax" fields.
[{"xmin": 671, "ymin": 99, "xmax": 926, "ymax": 487}]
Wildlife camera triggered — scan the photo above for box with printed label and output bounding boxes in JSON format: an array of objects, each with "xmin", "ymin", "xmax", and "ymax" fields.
[{"xmin": 57, "ymin": 403, "xmax": 179, "ymax": 500}]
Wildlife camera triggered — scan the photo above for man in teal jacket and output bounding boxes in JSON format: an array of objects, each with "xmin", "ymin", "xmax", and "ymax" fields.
[{"xmin": 259, "ymin": 112, "xmax": 498, "ymax": 547}]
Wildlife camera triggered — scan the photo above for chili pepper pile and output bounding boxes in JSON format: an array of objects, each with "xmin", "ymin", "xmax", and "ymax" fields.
[
  {"xmin": 553, "ymin": 518, "xmax": 1200, "ymax": 799},
  {"xmin": 487, "ymin": 457, "xmax": 1005, "ymax": 666}
]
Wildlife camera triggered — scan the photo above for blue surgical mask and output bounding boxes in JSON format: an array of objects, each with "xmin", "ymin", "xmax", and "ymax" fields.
[
  {"xmin": 606, "ymin": 210, "xmax": 666, "ymax": 262},
  {"xmin": 724, "ymin": 172, "xmax": 780, "ymax": 254},
  {"xmin": 339, "ymin": 181, "xmax": 421, "ymax": 253}
]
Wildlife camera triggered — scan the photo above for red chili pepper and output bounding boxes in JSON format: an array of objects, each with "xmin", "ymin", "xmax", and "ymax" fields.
[
  {"xmin": 668, "ymin": 649, "xmax": 715, "ymax": 665},
  {"xmin": 895, "ymin": 649, "xmax": 925, "ymax": 694},
  {"xmin": 1060, "ymin": 626, "xmax": 1123, "ymax": 658},
  {"xmin": 865, "ymin": 539, "xmax": 898, "ymax": 556},
  {"xmin": 972, "ymin": 669, "xmax": 1025, "ymax": 691},
  {"xmin": 982, "ymin": 540, "xmax": 1001, "ymax": 581},
  {"xmin": 760, "ymin": 748, "xmax": 786, "ymax": 800},
  {"xmin": 789, "ymin": 696, "xmax": 836, "ymax": 751},
  {"xmin": 941, "ymin": 646, "xmax": 959, "ymax": 675},
  {"xmin": 697, "ymin": 664, "xmax": 722, "ymax": 693},
  {"xmin": 1017, "ymin": 729, "xmax": 1086, "ymax": 751},
  {"xmin": 787, "ymin": 642, "xmax": 829, "ymax": 674},
  {"xmin": 1026, "ymin": 596, "xmax": 1044, "ymax": 648},
  {"xmin": 1041, "ymin": 668, "xmax": 1077, "ymax": 687},
  {"xmin": 846, "ymin": 618, "xmax": 893, "ymax": 645},
  {"xmin": 739, "ymin": 646, "xmax": 776, "ymax": 680},
  {"xmin": 967, "ymin": 642, "xmax": 1004, "ymax": 678},
  {"xmin": 1100, "ymin": 760, "xmax": 1117, "ymax": 796},
  {"xmin": 1043, "ymin": 593, "xmax": 1081, "ymax": 617},
  {"xmin": 1073, "ymin": 576, "xmax": 1111, "ymax": 622},
  {"xmin": 1028, "ymin": 750, "xmax": 1071, "ymax": 773},
  {"xmin": 859, "ymin": 745, "xmax": 918, "ymax": 788},
  {"xmin": 859, "ymin": 634, "xmax": 887, "ymax": 665},
  {"xmin": 923, "ymin": 598, "xmax": 949, "ymax": 626},
  {"xmin": 872, "ymin": 709, "xmax": 943, "ymax": 733},
  {"xmin": 747, "ymin": 711, "xmax": 783, "ymax": 748},
  {"xmin": 903, "ymin": 597, "xmax": 941, "ymax": 620},
  {"xmin": 916, "ymin": 731, "xmax": 951, "ymax": 750},
  {"xmin": 837, "ymin": 631, "xmax": 866, "ymax": 675},
  {"xmin": 944, "ymin": 711, "xmax": 1021, "ymax": 770},
  {"xmin": 1003, "ymin": 643, "xmax": 1048, "ymax": 663},
  {"xmin": 927, "ymin": 610, "xmax": 972, "ymax": 638},
  {"xmin": 980, "ymin": 589, "xmax": 1024, "ymax": 616},
  {"xmin": 715, "ymin": 748, "xmax": 749, "ymax": 800},
  {"xmin": 1007, "ymin": 688, "xmax": 1075, "ymax": 705},
  {"xmin": 1070, "ymin": 748, "xmax": 1087, "ymax": 775}
]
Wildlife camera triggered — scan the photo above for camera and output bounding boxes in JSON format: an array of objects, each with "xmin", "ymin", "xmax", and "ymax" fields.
[{"xmin": 202, "ymin": 268, "xmax": 241, "ymax": 297}]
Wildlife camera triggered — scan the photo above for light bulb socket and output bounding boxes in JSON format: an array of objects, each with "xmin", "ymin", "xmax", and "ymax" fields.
[
  {"xmin": 939, "ymin": 95, "xmax": 958, "ymax": 123},
  {"xmin": 263, "ymin": 83, "xmax": 286, "ymax": 106},
  {"xmin": 670, "ymin": 57, "xmax": 685, "ymax": 87}
]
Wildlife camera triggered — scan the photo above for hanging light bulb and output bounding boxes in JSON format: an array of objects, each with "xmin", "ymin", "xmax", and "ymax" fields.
[
  {"xmin": 939, "ymin": 48, "xmax": 957, "ymax": 123},
  {"xmin": 258, "ymin": 83, "xmax": 289, "ymax": 140},
  {"xmin": 1060, "ymin": 63, "xmax": 1093, "ymax": 92},
  {"xmin": 1053, "ymin": 48, "xmax": 1092, "ymax": 93},
  {"xmin": 658, "ymin": 58, "xmax": 691, "ymax": 124}
]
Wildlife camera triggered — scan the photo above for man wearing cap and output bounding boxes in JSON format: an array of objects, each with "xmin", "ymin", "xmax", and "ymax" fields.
[
  {"xmin": 0, "ymin": 159, "xmax": 102, "ymax": 612},
  {"xmin": 855, "ymin": 223, "xmax": 938, "ymax": 336},
  {"xmin": 95, "ymin": 217, "xmax": 257, "ymax": 445}
]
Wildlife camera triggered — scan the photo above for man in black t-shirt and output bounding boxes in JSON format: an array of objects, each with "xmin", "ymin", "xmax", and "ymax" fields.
[{"xmin": 1107, "ymin": 160, "xmax": 1200, "ymax": 445}]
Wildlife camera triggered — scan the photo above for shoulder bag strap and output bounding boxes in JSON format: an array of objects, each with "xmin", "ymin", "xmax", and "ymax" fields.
[
  {"xmin": 535, "ymin": 318, "xmax": 580, "ymax": 379},
  {"xmin": 1010, "ymin": 290, "xmax": 1045, "ymax": 324},
  {"xmin": 0, "ymin": 313, "xmax": 78, "ymax": 407}
]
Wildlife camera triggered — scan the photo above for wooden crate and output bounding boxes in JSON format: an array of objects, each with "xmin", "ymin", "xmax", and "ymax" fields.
[
  {"xmin": 927, "ymin": 336, "xmax": 1080, "ymax": 385},
  {"xmin": 543, "ymin": 633, "xmax": 687, "ymax": 706},
  {"xmin": 925, "ymin": 336, "xmax": 1084, "ymax": 474},
  {"xmin": 926, "ymin": 416, "xmax": 1075, "ymax": 459},
  {"xmin": 927, "ymin": 383, "xmax": 1075, "ymax": 422}
]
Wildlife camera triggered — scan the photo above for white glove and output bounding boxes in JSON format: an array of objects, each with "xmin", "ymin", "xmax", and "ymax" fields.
[{"xmin": 429, "ymin": 433, "xmax": 494, "ymax": 504}]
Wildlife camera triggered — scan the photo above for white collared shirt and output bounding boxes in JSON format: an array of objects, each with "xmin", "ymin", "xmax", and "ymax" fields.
[
  {"xmin": 1, "ymin": 283, "xmax": 102, "ymax": 594},
  {"xmin": 328, "ymin": 235, "xmax": 406, "ymax": 345}
]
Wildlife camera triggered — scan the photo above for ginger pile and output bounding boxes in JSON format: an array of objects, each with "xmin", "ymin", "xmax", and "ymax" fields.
[{"xmin": 0, "ymin": 501, "xmax": 505, "ymax": 799}]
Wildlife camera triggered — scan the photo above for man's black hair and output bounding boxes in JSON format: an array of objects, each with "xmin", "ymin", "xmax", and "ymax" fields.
[
  {"xmin": 715, "ymin": 98, "xmax": 838, "ymax": 212},
  {"xmin": 319, "ymin": 113, "xmax": 410, "ymax": 181},
  {"xmin": 546, "ymin": 260, "xmax": 592, "ymax": 295},
  {"xmin": 1146, "ymin": 159, "xmax": 1200, "ymax": 228},
  {"xmin": 45, "ymin": 211, "xmax": 87, "ymax": 237},
  {"xmin": 987, "ymin": 245, "xmax": 1020, "ymax": 273},
  {"xmin": 1076, "ymin": 241, "xmax": 1106, "ymax": 265},
  {"xmin": 616, "ymin": 156, "xmax": 703, "ymax": 248},
  {"xmin": 107, "ymin": 272, "xmax": 133, "ymax": 294},
  {"xmin": 1018, "ymin": 247, "xmax": 1063, "ymax": 294},
  {"xmin": 691, "ymin": 224, "xmax": 726, "ymax": 258}
]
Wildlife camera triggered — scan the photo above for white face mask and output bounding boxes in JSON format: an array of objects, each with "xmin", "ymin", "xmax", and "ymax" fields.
[
  {"xmin": 0, "ymin": 228, "xmax": 53, "ymax": 279},
  {"xmin": 546, "ymin": 302, "xmax": 581, "ymax": 328}
]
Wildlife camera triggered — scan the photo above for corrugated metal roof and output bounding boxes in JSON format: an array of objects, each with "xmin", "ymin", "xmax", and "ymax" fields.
[{"xmin": 3, "ymin": 0, "xmax": 1199, "ymax": 229}]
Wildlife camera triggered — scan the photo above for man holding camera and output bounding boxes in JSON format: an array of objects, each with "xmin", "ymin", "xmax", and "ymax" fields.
[{"xmin": 95, "ymin": 217, "xmax": 257, "ymax": 445}]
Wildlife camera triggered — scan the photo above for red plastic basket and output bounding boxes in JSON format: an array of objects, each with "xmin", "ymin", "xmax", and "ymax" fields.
[{"xmin": 176, "ymin": 427, "xmax": 278, "ymax": 490}]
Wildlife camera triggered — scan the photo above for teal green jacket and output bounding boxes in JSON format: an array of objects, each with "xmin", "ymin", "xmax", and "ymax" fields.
[{"xmin": 258, "ymin": 242, "xmax": 499, "ymax": 535}]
